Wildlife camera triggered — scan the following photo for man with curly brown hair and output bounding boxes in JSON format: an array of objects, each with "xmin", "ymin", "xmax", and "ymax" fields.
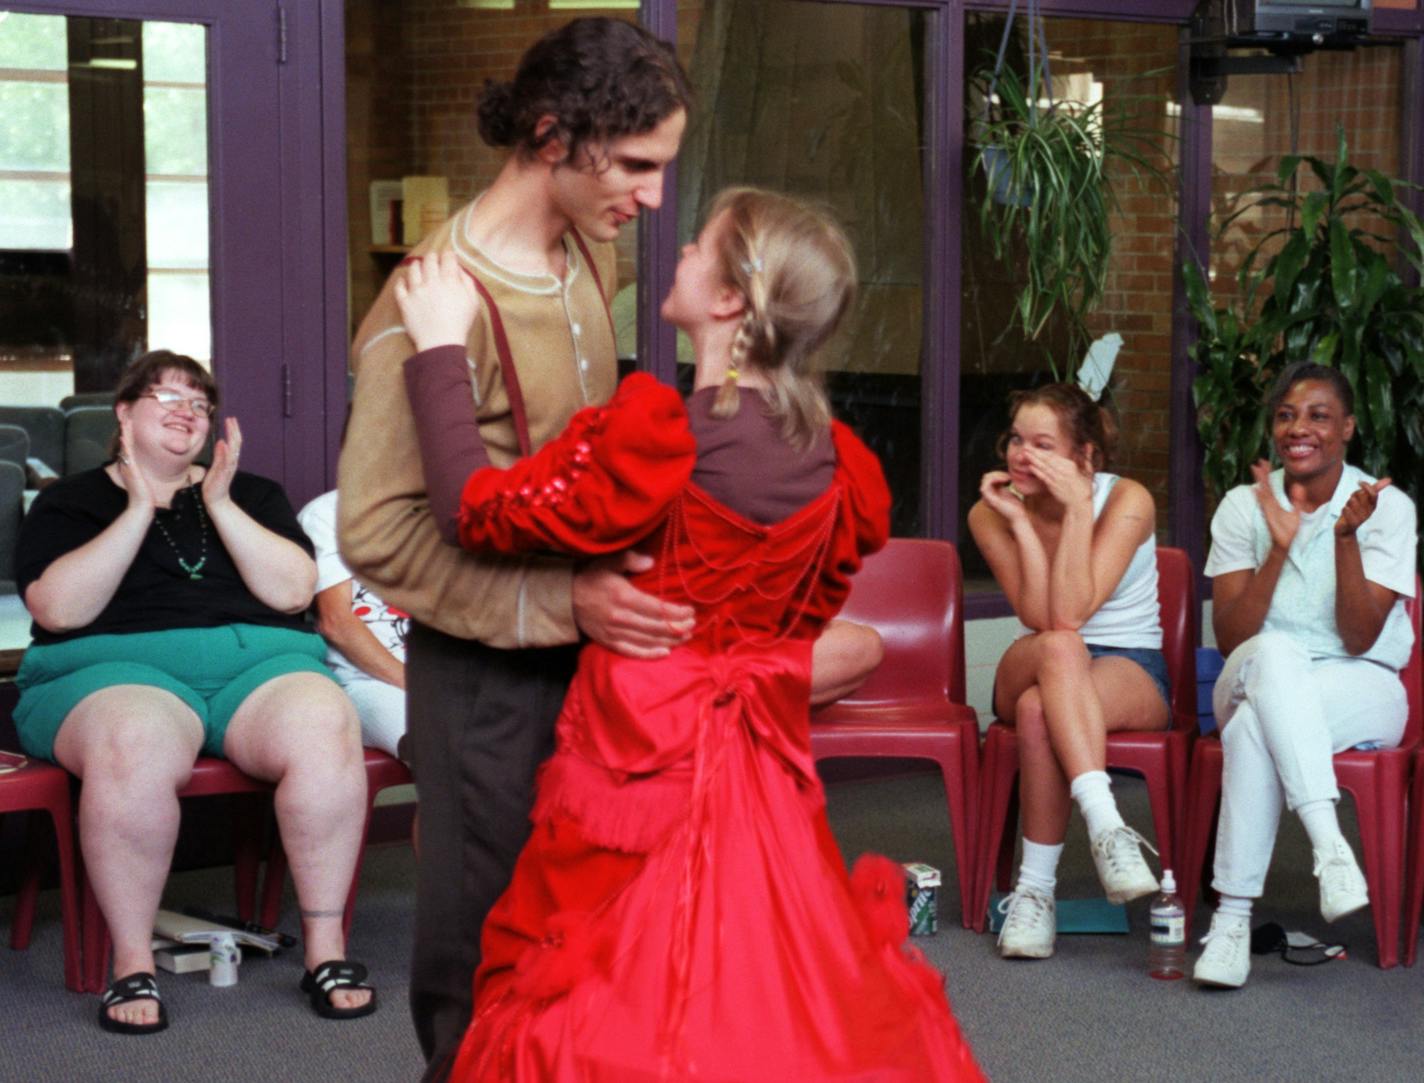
[{"xmin": 338, "ymin": 19, "xmax": 692, "ymax": 1080}]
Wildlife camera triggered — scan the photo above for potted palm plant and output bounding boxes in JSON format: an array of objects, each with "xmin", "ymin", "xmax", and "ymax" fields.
[{"xmin": 1185, "ymin": 127, "xmax": 1424, "ymax": 502}]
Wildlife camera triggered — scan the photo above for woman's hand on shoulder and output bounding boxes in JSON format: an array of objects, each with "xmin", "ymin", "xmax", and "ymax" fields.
[
  {"xmin": 1336, "ymin": 476, "xmax": 1391, "ymax": 538},
  {"xmin": 1024, "ymin": 447, "xmax": 1093, "ymax": 509},
  {"xmin": 1251, "ymin": 459, "xmax": 1299, "ymax": 553},
  {"xmin": 978, "ymin": 470, "xmax": 1026, "ymax": 525},
  {"xmin": 202, "ymin": 417, "xmax": 241, "ymax": 509},
  {"xmin": 395, "ymin": 250, "xmax": 480, "ymax": 353}
]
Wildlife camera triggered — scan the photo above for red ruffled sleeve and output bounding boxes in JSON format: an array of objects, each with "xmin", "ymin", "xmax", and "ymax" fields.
[
  {"xmin": 456, "ymin": 373, "xmax": 697, "ymax": 556},
  {"xmin": 831, "ymin": 419, "xmax": 891, "ymax": 560}
]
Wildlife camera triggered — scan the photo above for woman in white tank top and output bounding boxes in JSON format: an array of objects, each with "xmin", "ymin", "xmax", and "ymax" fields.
[{"xmin": 968, "ymin": 382, "xmax": 1169, "ymax": 961}]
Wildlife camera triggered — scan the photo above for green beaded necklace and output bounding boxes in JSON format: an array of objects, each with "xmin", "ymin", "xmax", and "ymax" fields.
[{"xmin": 152, "ymin": 481, "xmax": 209, "ymax": 580}]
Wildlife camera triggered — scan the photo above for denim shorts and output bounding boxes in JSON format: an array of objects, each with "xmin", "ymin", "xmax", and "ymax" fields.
[{"xmin": 1086, "ymin": 643, "xmax": 1172, "ymax": 711}]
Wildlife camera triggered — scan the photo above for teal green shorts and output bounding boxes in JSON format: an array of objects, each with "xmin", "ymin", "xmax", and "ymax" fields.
[{"xmin": 13, "ymin": 624, "xmax": 334, "ymax": 762}]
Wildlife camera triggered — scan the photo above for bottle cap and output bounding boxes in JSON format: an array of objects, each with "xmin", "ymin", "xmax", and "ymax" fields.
[{"xmin": 1160, "ymin": 868, "xmax": 1177, "ymax": 893}]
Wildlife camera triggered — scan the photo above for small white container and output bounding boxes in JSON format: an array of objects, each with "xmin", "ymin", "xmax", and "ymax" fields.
[{"xmin": 208, "ymin": 932, "xmax": 241, "ymax": 987}]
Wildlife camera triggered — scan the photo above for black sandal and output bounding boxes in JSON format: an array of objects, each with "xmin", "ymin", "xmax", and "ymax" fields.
[
  {"xmin": 98, "ymin": 971, "xmax": 169, "ymax": 1035},
  {"xmin": 300, "ymin": 960, "xmax": 378, "ymax": 1020}
]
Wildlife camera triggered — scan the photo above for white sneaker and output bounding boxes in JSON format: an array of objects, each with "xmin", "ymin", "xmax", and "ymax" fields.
[
  {"xmin": 1313, "ymin": 837, "xmax": 1369, "ymax": 923},
  {"xmin": 1088, "ymin": 825, "xmax": 1160, "ymax": 904},
  {"xmin": 1192, "ymin": 912, "xmax": 1251, "ymax": 988},
  {"xmin": 996, "ymin": 885, "xmax": 1056, "ymax": 959}
]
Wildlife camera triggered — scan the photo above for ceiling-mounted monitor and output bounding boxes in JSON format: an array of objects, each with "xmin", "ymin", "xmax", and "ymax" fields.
[
  {"xmin": 1189, "ymin": 2, "xmax": 1374, "ymax": 105},
  {"xmin": 1221, "ymin": 0, "xmax": 1373, "ymax": 46}
]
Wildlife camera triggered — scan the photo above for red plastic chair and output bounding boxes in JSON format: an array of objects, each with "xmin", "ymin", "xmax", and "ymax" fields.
[
  {"xmin": 80, "ymin": 757, "xmax": 273, "ymax": 993},
  {"xmin": 1403, "ymin": 742, "xmax": 1424, "ymax": 965},
  {"xmin": 1179, "ymin": 578, "xmax": 1422, "ymax": 970},
  {"xmin": 256, "ymin": 747, "xmax": 413, "ymax": 937},
  {"xmin": 3, "ymin": 757, "xmax": 83, "ymax": 991},
  {"xmin": 809, "ymin": 538, "xmax": 981, "ymax": 927},
  {"xmin": 968, "ymin": 547, "xmax": 1198, "ymax": 933}
]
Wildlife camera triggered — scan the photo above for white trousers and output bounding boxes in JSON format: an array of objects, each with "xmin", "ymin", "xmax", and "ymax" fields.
[
  {"xmin": 1210, "ymin": 632, "xmax": 1407, "ymax": 898},
  {"xmin": 340, "ymin": 673, "xmax": 408, "ymax": 758}
]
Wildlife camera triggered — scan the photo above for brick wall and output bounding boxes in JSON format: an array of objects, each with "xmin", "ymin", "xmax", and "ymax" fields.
[{"xmin": 1056, "ymin": 18, "xmax": 1181, "ymax": 533}]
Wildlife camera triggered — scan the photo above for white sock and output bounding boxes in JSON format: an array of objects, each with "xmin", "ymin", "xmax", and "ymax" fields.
[
  {"xmin": 1016, "ymin": 839, "xmax": 1064, "ymax": 895},
  {"xmin": 1069, "ymin": 770, "xmax": 1124, "ymax": 839},
  {"xmin": 1215, "ymin": 894, "xmax": 1253, "ymax": 924},
  {"xmin": 1297, "ymin": 799, "xmax": 1347, "ymax": 854}
]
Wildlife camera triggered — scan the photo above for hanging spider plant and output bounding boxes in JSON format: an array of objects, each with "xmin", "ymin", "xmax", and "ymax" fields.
[{"xmin": 970, "ymin": 61, "xmax": 1173, "ymax": 370}]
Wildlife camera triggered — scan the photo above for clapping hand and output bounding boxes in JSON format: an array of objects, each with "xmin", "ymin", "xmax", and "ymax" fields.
[
  {"xmin": 1336, "ymin": 477, "xmax": 1391, "ymax": 538},
  {"xmin": 395, "ymin": 250, "xmax": 480, "ymax": 353},
  {"xmin": 1251, "ymin": 459, "xmax": 1300, "ymax": 553},
  {"xmin": 203, "ymin": 417, "xmax": 241, "ymax": 508},
  {"xmin": 115, "ymin": 418, "xmax": 156, "ymax": 510}
]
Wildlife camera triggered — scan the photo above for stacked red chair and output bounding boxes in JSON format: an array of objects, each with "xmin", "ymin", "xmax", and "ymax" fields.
[
  {"xmin": 1180, "ymin": 577, "xmax": 1422, "ymax": 969},
  {"xmin": 969, "ymin": 547, "xmax": 1198, "ymax": 932},
  {"xmin": 4, "ymin": 756, "xmax": 83, "ymax": 991},
  {"xmin": 809, "ymin": 537, "xmax": 981, "ymax": 926}
]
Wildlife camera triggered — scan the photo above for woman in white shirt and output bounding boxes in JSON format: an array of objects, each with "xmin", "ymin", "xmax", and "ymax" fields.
[
  {"xmin": 1193, "ymin": 362, "xmax": 1416, "ymax": 989},
  {"xmin": 969, "ymin": 382, "xmax": 1168, "ymax": 960}
]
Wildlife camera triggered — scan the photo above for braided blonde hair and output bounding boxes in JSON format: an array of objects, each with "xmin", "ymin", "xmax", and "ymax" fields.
[{"xmin": 706, "ymin": 187, "xmax": 856, "ymax": 451}]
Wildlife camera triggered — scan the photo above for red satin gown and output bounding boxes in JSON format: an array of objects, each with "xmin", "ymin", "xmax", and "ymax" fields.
[{"xmin": 447, "ymin": 375, "xmax": 984, "ymax": 1082}]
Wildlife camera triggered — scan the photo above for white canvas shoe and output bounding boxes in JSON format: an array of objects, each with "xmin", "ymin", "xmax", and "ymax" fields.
[
  {"xmin": 1192, "ymin": 912, "xmax": 1251, "ymax": 988},
  {"xmin": 1313, "ymin": 837, "xmax": 1369, "ymax": 923},
  {"xmin": 1088, "ymin": 825, "xmax": 1160, "ymax": 904},
  {"xmin": 996, "ymin": 885, "xmax": 1056, "ymax": 959}
]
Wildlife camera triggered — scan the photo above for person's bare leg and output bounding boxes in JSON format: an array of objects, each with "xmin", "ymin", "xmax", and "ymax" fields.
[
  {"xmin": 993, "ymin": 635, "xmax": 1169, "ymax": 894},
  {"xmin": 225, "ymin": 673, "xmax": 369, "ymax": 1011},
  {"xmin": 810, "ymin": 619, "xmax": 884, "ymax": 707},
  {"xmin": 1009, "ymin": 685, "xmax": 1073, "ymax": 845},
  {"xmin": 54, "ymin": 687, "xmax": 204, "ymax": 1028},
  {"xmin": 994, "ymin": 633, "xmax": 1168, "ymax": 784}
]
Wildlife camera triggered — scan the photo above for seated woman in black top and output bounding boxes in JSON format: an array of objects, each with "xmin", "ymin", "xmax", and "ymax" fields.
[{"xmin": 12, "ymin": 351, "xmax": 374, "ymax": 1034}]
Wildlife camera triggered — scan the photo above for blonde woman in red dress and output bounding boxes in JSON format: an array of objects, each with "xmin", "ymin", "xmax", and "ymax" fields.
[{"xmin": 396, "ymin": 187, "xmax": 984, "ymax": 1082}]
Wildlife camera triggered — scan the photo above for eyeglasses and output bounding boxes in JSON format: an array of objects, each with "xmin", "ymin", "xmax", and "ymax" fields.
[{"xmin": 142, "ymin": 388, "xmax": 216, "ymax": 419}]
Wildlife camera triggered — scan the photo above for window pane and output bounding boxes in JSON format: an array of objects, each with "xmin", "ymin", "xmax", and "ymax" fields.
[
  {"xmin": 677, "ymin": 0, "xmax": 928, "ymax": 535},
  {"xmin": 0, "ymin": 14, "xmax": 213, "ymax": 391},
  {"xmin": 146, "ymin": 180, "xmax": 209, "ymax": 268},
  {"xmin": 0, "ymin": 81, "xmax": 69, "ymax": 172},
  {"xmin": 958, "ymin": 15, "xmax": 1180, "ymax": 591},
  {"xmin": 0, "ymin": 177, "xmax": 70, "ymax": 249},
  {"xmin": 142, "ymin": 20, "xmax": 205, "ymax": 84},
  {"xmin": 144, "ymin": 86, "xmax": 208, "ymax": 176},
  {"xmin": 1208, "ymin": 45, "xmax": 1404, "ymax": 301},
  {"xmin": 0, "ymin": 11, "xmax": 67, "ymax": 70},
  {"xmin": 147, "ymin": 272, "xmax": 212, "ymax": 361}
]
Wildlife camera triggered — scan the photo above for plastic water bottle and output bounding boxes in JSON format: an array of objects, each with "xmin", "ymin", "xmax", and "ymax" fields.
[{"xmin": 1148, "ymin": 868, "xmax": 1186, "ymax": 980}]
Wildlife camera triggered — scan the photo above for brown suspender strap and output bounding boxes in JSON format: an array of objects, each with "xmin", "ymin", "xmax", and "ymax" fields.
[
  {"xmin": 399, "ymin": 256, "xmax": 532, "ymax": 458},
  {"xmin": 570, "ymin": 230, "xmax": 618, "ymax": 346}
]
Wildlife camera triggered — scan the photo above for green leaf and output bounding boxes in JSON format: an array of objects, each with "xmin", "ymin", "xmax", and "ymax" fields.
[
  {"xmin": 1299, "ymin": 190, "xmax": 1328, "ymax": 241},
  {"xmin": 1329, "ymin": 218, "xmax": 1357, "ymax": 309},
  {"xmin": 1273, "ymin": 233, "xmax": 1311, "ymax": 309}
]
